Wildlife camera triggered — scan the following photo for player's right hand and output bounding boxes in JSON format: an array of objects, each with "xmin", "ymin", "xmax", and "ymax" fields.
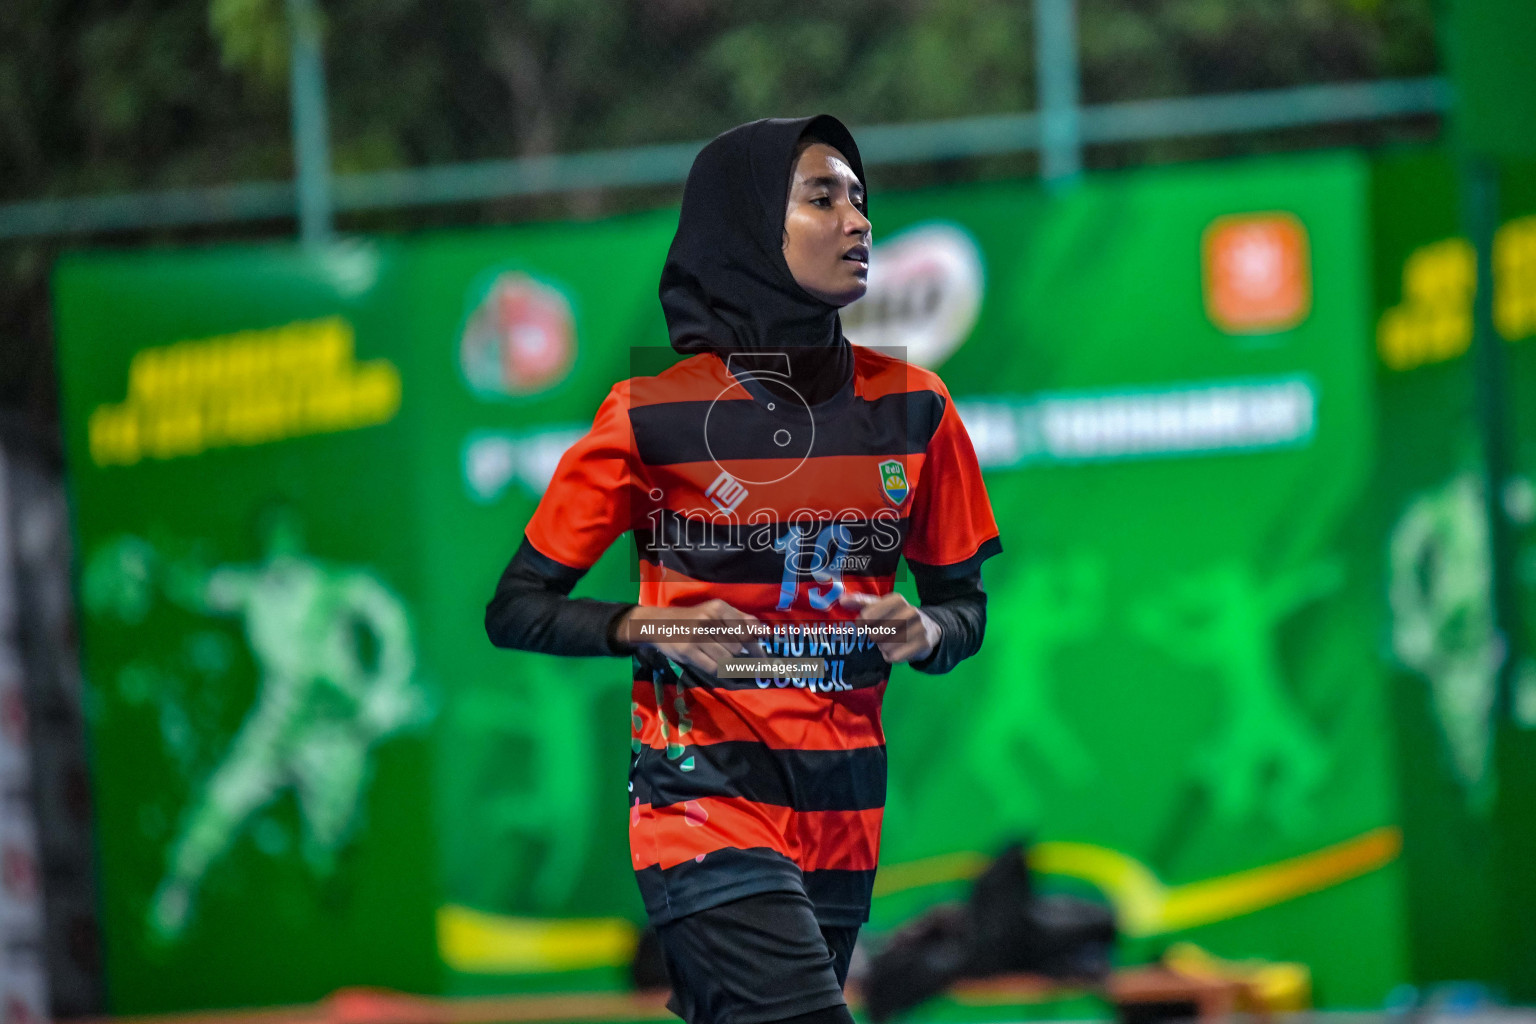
[{"xmin": 620, "ymin": 599, "xmax": 769, "ymax": 675}]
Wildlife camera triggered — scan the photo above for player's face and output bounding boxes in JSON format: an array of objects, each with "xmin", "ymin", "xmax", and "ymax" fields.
[{"xmin": 783, "ymin": 143, "xmax": 871, "ymax": 307}]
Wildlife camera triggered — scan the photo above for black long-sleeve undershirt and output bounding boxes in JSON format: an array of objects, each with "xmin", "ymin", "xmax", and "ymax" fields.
[
  {"xmin": 484, "ymin": 538, "xmax": 638, "ymax": 658},
  {"xmin": 484, "ymin": 535, "xmax": 988, "ymax": 674},
  {"xmin": 905, "ymin": 561, "xmax": 988, "ymax": 675}
]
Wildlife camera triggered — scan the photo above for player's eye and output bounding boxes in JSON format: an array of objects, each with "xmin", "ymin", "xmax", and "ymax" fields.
[{"xmin": 811, "ymin": 195, "xmax": 832, "ymax": 207}]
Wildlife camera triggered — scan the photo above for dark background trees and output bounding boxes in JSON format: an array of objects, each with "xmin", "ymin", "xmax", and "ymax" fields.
[{"xmin": 0, "ymin": 0, "xmax": 1441, "ymax": 431}]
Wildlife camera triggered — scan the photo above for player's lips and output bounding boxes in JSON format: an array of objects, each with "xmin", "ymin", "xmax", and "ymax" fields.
[{"xmin": 841, "ymin": 245, "xmax": 869, "ymax": 265}]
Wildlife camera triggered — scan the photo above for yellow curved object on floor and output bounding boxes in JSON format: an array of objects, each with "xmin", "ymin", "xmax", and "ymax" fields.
[
  {"xmin": 437, "ymin": 905, "xmax": 640, "ymax": 974},
  {"xmin": 440, "ymin": 826, "xmax": 1401, "ymax": 972},
  {"xmin": 876, "ymin": 825, "xmax": 1402, "ymax": 938}
]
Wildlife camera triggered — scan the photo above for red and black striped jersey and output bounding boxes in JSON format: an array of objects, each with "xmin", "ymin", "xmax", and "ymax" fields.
[{"xmin": 523, "ymin": 345, "xmax": 1001, "ymax": 925}]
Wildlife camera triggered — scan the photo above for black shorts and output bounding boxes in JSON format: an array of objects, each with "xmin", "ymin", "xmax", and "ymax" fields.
[{"xmin": 656, "ymin": 890, "xmax": 860, "ymax": 1024}]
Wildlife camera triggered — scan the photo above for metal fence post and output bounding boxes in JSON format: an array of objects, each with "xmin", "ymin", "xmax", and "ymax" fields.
[
  {"xmin": 1035, "ymin": 0, "xmax": 1082, "ymax": 184},
  {"xmin": 287, "ymin": 0, "xmax": 334, "ymax": 248}
]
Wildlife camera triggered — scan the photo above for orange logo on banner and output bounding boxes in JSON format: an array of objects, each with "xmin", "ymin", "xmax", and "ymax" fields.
[{"xmin": 1202, "ymin": 213, "xmax": 1311, "ymax": 333}]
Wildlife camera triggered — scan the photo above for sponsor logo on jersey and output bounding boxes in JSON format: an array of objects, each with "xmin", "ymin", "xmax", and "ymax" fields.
[
  {"xmin": 878, "ymin": 458, "xmax": 910, "ymax": 506},
  {"xmin": 705, "ymin": 470, "xmax": 749, "ymax": 513}
]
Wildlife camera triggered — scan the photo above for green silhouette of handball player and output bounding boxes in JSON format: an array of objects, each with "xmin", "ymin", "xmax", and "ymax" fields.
[
  {"xmin": 1130, "ymin": 558, "xmax": 1342, "ymax": 834},
  {"xmin": 1388, "ymin": 471, "xmax": 1503, "ymax": 808},
  {"xmin": 90, "ymin": 511, "xmax": 429, "ymax": 942},
  {"xmin": 962, "ymin": 554, "xmax": 1103, "ymax": 828}
]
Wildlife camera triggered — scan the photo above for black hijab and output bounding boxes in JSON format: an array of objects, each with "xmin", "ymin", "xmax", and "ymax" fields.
[{"xmin": 659, "ymin": 115, "xmax": 866, "ymax": 407}]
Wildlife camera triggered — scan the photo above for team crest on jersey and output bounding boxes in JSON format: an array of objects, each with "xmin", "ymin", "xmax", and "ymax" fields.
[{"xmin": 878, "ymin": 459, "xmax": 910, "ymax": 506}]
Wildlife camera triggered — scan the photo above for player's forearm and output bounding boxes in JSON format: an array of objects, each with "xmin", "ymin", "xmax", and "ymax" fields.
[
  {"xmin": 484, "ymin": 536, "xmax": 637, "ymax": 657},
  {"xmin": 907, "ymin": 568, "xmax": 988, "ymax": 675}
]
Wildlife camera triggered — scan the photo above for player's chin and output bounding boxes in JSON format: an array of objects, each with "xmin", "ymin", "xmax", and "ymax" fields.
[{"xmin": 827, "ymin": 274, "xmax": 868, "ymax": 308}]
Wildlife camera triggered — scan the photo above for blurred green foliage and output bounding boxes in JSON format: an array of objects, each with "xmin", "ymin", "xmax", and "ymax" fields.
[
  {"xmin": 2, "ymin": 0, "xmax": 1439, "ymax": 199},
  {"xmin": 1, "ymin": 0, "xmax": 1439, "ymax": 421}
]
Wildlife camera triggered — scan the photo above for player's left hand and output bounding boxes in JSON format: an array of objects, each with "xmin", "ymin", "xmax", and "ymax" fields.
[{"xmin": 836, "ymin": 590, "xmax": 942, "ymax": 665}]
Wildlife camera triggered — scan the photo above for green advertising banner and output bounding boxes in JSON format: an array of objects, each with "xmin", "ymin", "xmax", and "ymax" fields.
[
  {"xmin": 405, "ymin": 218, "xmax": 678, "ymax": 994},
  {"xmin": 1369, "ymin": 149, "xmax": 1495, "ymax": 987},
  {"xmin": 1369, "ymin": 150, "xmax": 1536, "ymax": 997},
  {"xmin": 54, "ymin": 243, "xmax": 442, "ymax": 1011},
  {"xmin": 58, "ymin": 149, "xmax": 1499, "ymax": 1014},
  {"xmin": 1443, "ymin": 0, "xmax": 1536, "ymax": 161},
  {"xmin": 1495, "ymin": 160, "xmax": 1536, "ymax": 1000},
  {"xmin": 862, "ymin": 155, "xmax": 1401, "ymax": 1005}
]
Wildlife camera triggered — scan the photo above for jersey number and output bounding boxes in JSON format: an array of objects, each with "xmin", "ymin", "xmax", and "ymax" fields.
[{"xmin": 774, "ymin": 522, "xmax": 852, "ymax": 612}]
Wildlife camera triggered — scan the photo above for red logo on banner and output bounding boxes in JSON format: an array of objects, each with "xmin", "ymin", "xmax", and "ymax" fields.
[
  {"xmin": 1202, "ymin": 213, "xmax": 1311, "ymax": 334},
  {"xmin": 460, "ymin": 272, "xmax": 576, "ymax": 397}
]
